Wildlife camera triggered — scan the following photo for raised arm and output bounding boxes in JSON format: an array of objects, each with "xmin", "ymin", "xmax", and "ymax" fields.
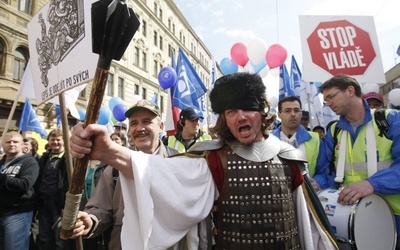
[{"xmin": 70, "ymin": 123, "xmax": 133, "ymax": 178}]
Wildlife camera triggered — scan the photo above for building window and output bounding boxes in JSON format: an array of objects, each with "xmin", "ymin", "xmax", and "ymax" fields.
[
  {"xmin": 107, "ymin": 73, "xmax": 114, "ymax": 96},
  {"xmin": 159, "ymin": 36, "xmax": 163, "ymax": 50},
  {"xmin": 168, "ymin": 19, "xmax": 171, "ymax": 30},
  {"xmin": 0, "ymin": 42, "xmax": 3, "ymax": 73},
  {"xmin": 134, "ymin": 47, "xmax": 139, "ymax": 65},
  {"xmin": 154, "ymin": 31, "xmax": 158, "ymax": 46},
  {"xmin": 134, "ymin": 84, "xmax": 139, "ymax": 95},
  {"xmin": 168, "ymin": 45, "xmax": 175, "ymax": 58},
  {"xmin": 172, "ymin": 24, "xmax": 175, "ymax": 35},
  {"xmin": 142, "ymin": 20, "xmax": 147, "ymax": 37},
  {"xmin": 153, "ymin": 3, "xmax": 157, "ymax": 15},
  {"xmin": 159, "ymin": 8, "xmax": 162, "ymax": 20},
  {"xmin": 13, "ymin": 47, "xmax": 28, "ymax": 81},
  {"xmin": 142, "ymin": 52, "xmax": 147, "ymax": 70},
  {"xmin": 79, "ymin": 88, "xmax": 86, "ymax": 98},
  {"xmin": 18, "ymin": 0, "xmax": 32, "ymax": 14},
  {"xmin": 118, "ymin": 77, "xmax": 124, "ymax": 98},
  {"xmin": 142, "ymin": 87, "xmax": 147, "ymax": 100},
  {"xmin": 153, "ymin": 60, "xmax": 158, "ymax": 77},
  {"xmin": 160, "ymin": 95, "xmax": 164, "ymax": 114}
]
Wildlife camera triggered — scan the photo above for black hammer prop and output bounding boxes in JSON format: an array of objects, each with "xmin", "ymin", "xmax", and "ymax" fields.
[{"xmin": 60, "ymin": 0, "xmax": 139, "ymax": 239}]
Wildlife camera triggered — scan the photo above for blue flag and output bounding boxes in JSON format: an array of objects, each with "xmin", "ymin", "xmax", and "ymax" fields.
[
  {"xmin": 19, "ymin": 98, "xmax": 48, "ymax": 139},
  {"xmin": 151, "ymin": 93, "xmax": 158, "ymax": 104},
  {"xmin": 55, "ymin": 105, "xmax": 61, "ymax": 126},
  {"xmin": 171, "ymin": 48, "xmax": 208, "ymax": 115},
  {"xmin": 279, "ymin": 64, "xmax": 294, "ymax": 101},
  {"xmin": 290, "ymin": 55, "xmax": 302, "ymax": 98}
]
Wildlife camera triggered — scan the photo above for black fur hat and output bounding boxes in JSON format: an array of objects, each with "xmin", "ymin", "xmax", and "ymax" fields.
[{"xmin": 210, "ymin": 72, "xmax": 266, "ymax": 114}]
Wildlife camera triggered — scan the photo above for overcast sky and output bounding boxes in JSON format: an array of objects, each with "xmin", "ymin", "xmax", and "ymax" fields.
[{"xmin": 174, "ymin": 0, "xmax": 400, "ymax": 73}]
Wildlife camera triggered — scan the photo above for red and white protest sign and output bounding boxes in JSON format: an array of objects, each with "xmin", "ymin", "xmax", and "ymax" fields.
[{"xmin": 299, "ymin": 16, "xmax": 385, "ymax": 83}]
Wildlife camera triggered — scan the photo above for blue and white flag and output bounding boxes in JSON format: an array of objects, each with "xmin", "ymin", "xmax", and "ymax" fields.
[
  {"xmin": 299, "ymin": 80, "xmax": 324, "ymax": 128},
  {"xmin": 208, "ymin": 57, "xmax": 219, "ymax": 127},
  {"xmin": 279, "ymin": 63, "xmax": 294, "ymax": 101},
  {"xmin": 55, "ymin": 105, "xmax": 61, "ymax": 126},
  {"xmin": 151, "ymin": 93, "xmax": 158, "ymax": 105},
  {"xmin": 171, "ymin": 48, "xmax": 208, "ymax": 115},
  {"xmin": 290, "ymin": 55, "xmax": 302, "ymax": 98},
  {"xmin": 19, "ymin": 98, "xmax": 48, "ymax": 139}
]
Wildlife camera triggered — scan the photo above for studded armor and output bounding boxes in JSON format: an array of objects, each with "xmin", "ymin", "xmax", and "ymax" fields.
[{"xmin": 215, "ymin": 149, "xmax": 300, "ymax": 250}]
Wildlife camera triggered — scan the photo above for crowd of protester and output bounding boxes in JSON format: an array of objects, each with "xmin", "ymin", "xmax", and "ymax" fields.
[{"xmin": 1, "ymin": 72, "xmax": 399, "ymax": 250}]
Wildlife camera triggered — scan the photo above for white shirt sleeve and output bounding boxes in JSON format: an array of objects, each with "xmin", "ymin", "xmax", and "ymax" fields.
[{"xmin": 119, "ymin": 151, "xmax": 217, "ymax": 249}]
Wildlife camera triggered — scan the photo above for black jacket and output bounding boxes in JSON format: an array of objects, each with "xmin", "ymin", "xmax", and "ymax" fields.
[
  {"xmin": 36, "ymin": 150, "xmax": 69, "ymax": 212},
  {"xmin": 0, "ymin": 154, "xmax": 40, "ymax": 216}
]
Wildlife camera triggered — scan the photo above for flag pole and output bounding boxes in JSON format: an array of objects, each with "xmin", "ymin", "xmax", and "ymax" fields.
[
  {"xmin": 0, "ymin": 94, "xmax": 21, "ymax": 146},
  {"xmin": 58, "ymin": 93, "xmax": 83, "ymax": 250}
]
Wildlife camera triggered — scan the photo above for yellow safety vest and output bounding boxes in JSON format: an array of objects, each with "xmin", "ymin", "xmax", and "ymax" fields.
[
  {"xmin": 167, "ymin": 134, "xmax": 212, "ymax": 153},
  {"xmin": 331, "ymin": 112, "xmax": 400, "ymax": 215},
  {"xmin": 304, "ymin": 132, "xmax": 320, "ymax": 177}
]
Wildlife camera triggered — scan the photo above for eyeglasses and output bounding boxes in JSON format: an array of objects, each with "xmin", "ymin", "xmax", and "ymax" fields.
[
  {"xmin": 324, "ymin": 89, "xmax": 343, "ymax": 103},
  {"xmin": 280, "ymin": 108, "xmax": 302, "ymax": 114}
]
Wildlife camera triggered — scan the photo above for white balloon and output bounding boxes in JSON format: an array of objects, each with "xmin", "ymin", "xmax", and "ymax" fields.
[
  {"xmin": 362, "ymin": 83, "xmax": 379, "ymax": 94},
  {"xmin": 388, "ymin": 89, "xmax": 400, "ymax": 106},
  {"xmin": 247, "ymin": 38, "xmax": 267, "ymax": 65},
  {"xmin": 258, "ymin": 66, "xmax": 269, "ymax": 78},
  {"xmin": 269, "ymin": 96, "xmax": 278, "ymax": 109}
]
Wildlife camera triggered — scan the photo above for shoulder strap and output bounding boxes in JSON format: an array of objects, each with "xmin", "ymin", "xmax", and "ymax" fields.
[
  {"xmin": 374, "ymin": 108, "xmax": 389, "ymax": 139},
  {"xmin": 328, "ymin": 123, "xmax": 341, "ymax": 175}
]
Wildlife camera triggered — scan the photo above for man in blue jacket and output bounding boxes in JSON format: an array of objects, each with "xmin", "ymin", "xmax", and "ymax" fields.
[
  {"xmin": 272, "ymin": 96, "xmax": 331, "ymax": 191},
  {"xmin": 320, "ymin": 74, "xmax": 400, "ymax": 250}
]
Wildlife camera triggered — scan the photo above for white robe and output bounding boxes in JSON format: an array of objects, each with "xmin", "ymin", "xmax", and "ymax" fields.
[
  {"xmin": 119, "ymin": 152, "xmax": 216, "ymax": 249},
  {"xmin": 119, "ymin": 151, "xmax": 337, "ymax": 250}
]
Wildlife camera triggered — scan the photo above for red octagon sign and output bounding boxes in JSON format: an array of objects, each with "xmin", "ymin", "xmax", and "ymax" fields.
[{"xmin": 307, "ymin": 19, "xmax": 376, "ymax": 76}]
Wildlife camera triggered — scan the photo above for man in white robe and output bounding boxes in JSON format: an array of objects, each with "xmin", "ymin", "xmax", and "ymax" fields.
[{"xmin": 70, "ymin": 73, "xmax": 338, "ymax": 249}]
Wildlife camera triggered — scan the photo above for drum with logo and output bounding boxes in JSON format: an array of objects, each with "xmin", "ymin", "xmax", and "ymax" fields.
[{"xmin": 318, "ymin": 189, "xmax": 396, "ymax": 250}]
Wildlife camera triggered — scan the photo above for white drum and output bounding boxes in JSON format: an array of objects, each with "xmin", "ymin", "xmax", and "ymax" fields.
[{"xmin": 318, "ymin": 189, "xmax": 397, "ymax": 250}]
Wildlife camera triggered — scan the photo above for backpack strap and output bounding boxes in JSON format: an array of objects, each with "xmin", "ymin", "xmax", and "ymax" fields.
[
  {"xmin": 374, "ymin": 108, "xmax": 389, "ymax": 139},
  {"xmin": 328, "ymin": 123, "xmax": 341, "ymax": 175}
]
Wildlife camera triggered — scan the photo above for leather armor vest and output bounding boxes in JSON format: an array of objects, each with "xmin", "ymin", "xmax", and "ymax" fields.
[{"xmin": 215, "ymin": 149, "xmax": 300, "ymax": 250}]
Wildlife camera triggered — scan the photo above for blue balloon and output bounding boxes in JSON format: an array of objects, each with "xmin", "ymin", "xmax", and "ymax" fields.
[
  {"xmin": 109, "ymin": 97, "xmax": 123, "ymax": 111},
  {"xmin": 98, "ymin": 106, "xmax": 111, "ymax": 125},
  {"xmin": 78, "ymin": 109, "xmax": 86, "ymax": 121},
  {"xmin": 252, "ymin": 59, "xmax": 267, "ymax": 73},
  {"xmin": 158, "ymin": 66, "xmax": 177, "ymax": 89},
  {"xmin": 220, "ymin": 58, "xmax": 238, "ymax": 75},
  {"xmin": 113, "ymin": 103, "xmax": 128, "ymax": 122}
]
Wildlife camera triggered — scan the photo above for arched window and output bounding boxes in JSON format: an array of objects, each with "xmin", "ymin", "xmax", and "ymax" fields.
[{"xmin": 13, "ymin": 47, "xmax": 28, "ymax": 81}]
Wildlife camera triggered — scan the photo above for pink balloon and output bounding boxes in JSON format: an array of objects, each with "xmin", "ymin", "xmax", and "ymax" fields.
[
  {"xmin": 266, "ymin": 43, "xmax": 287, "ymax": 69},
  {"xmin": 230, "ymin": 42, "xmax": 249, "ymax": 67}
]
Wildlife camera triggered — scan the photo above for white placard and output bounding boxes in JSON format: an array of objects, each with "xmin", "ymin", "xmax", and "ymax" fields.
[{"xmin": 27, "ymin": 0, "xmax": 98, "ymax": 105}]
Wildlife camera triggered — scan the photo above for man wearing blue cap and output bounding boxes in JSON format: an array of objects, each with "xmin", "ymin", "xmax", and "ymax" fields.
[{"xmin": 163, "ymin": 107, "xmax": 212, "ymax": 153}]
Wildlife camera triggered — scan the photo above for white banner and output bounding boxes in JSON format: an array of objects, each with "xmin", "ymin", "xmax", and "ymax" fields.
[{"xmin": 27, "ymin": 0, "xmax": 98, "ymax": 105}]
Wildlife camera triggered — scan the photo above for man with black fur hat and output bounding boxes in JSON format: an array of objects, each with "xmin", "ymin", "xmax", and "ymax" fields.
[{"xmin": 68, "ymin": 72, "xmax": 338, "ymax": 249}]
